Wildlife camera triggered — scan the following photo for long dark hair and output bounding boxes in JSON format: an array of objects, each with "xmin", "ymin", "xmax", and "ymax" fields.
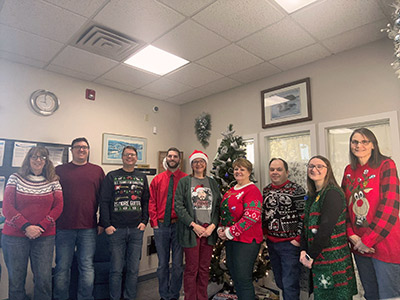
[
  {"xmin": 349, "ymin": 128, "xmax": 389, "ymax": 170},
  {"xmin": 18, "ymin": 146, "xmax": 59, "ymax": 181},
  {"xmin": 307, "ymin": 155, "xmax": 341, "ymax": 197}
]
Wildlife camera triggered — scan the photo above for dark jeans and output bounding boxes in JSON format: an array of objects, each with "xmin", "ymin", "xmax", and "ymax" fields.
[
  {"xmin": 183, "ymin": 237, "xmax": 213, "ymax": 300},
  {"xmin": 2, "ymin": 234, "xmax": 55, "ymax": 300},
  {"xmin": 153, "ymin": 222, "xmax": 183, "ymax": 299},
  {"xmin": 108, "ymin": 227, "xmax": 144, "ymax": 300},
  {"xmin": 53, "ymin": 228, "xmax": 97, "ymax": 300},
  {"xmin": 225, "ymin": 240, "xmax": 260, "ymax": 300},
  {"xmin": 266, "ymin": 240, "xmax": 301, "ymax": 300},
  {"xmin": 354, "ymin": 254, "xmax": 400, "ymax": 300}
]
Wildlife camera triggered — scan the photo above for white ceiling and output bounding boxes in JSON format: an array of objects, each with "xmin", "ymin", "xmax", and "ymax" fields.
[{"xmin": 0, "ymin": 0, "xmax": 393, "ymax": 105}]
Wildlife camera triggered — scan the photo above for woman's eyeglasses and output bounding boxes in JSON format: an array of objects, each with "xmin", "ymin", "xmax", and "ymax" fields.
[
  {"xmin": 351, "ymin": 140, "xmax": 371, "ymax": 146},
  {"xmin": 31, "ymin": 155, "xmax": 47, "ymax": 161},
  {"xmin": 306, "ymin": 164, "xmax": 327, "ymax": 171}
]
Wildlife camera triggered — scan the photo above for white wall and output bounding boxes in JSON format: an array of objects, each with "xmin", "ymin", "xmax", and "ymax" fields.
[
  {"xmin": 0, "ymin": 58, "xmax": 183, "ymax": 298},
  {"xmin": 179, "ymin": 39, "xmax": 400, "ymax": 186}
]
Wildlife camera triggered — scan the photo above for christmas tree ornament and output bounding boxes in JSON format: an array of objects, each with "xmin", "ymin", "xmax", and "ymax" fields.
[
  {"xmin": 194, "ymin": 112, "xmax": 211, "ymax": 148},
  {"xmin": 382, "ymin": 1, "xmax": 400, "ymax": 78}
]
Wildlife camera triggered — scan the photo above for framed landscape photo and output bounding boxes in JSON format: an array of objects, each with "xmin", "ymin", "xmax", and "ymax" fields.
[
  {"xmin": 261, "ymin": 78, "xmax": 312, "ymax": 129},
  {"xmin": 102, "ymin": 133, "xmax": 147, "ymax": 165}
]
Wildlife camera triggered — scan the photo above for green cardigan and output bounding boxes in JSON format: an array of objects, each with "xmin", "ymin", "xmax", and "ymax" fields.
[{"xmin": 174, "ymin": 175, "xmax": 221, "ymax": 248}]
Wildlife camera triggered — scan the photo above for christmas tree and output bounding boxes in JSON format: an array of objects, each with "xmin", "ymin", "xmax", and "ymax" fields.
[
  {"xmin": 209, "ymin": 124, "xmax": 270, "ymax": 294},
  {"xmin": 210, "ymin": 124, "xmax": 246, "ymax": 195}
]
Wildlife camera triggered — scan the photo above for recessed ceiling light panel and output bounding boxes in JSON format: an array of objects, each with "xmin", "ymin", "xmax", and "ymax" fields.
[
  {"xmin": 274, "ymin": 0, "xmax": 318, "ymax": 13},
  {"xmin": 124, "ymin": 45, "xmax": 189, "ymax": 75}
]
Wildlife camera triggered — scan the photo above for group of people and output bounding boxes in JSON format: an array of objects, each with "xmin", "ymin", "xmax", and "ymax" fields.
[
  {"xmin": 264, "ymin": 128, "xmax": 400, "ymax": 300},
  {"xmin": 1, "ymin": 127, "xmax": 399, "ymax": 300}
]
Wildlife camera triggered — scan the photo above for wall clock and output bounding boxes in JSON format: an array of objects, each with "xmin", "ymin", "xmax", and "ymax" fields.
[{"xmin": 30, "ymin": 89, "xmax": 60, "ymax": 116}]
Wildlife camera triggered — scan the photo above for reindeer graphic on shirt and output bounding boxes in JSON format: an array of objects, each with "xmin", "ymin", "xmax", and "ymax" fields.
[{"xmin": 346, "ymin": 170, "xmax": 375, "ymax": 228}]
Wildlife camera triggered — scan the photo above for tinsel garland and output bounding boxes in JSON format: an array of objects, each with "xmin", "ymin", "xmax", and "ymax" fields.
[
  {"xmin": 194, "ymin": 112, "xmax": 211, "ymax": 148},
  {"xmin": 382, "ymin": 0, "xmax": 400, "ymax": 77}
]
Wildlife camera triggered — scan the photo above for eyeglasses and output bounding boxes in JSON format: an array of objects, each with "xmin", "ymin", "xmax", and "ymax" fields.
[
  {"xmin": 307, "ymin": 164, "xmax": 327, "ymax": 171},
  {"xmin": 31, "ymin": 155, "xmax": 47, "ymax": 161},
  {"xmin": 123, "ymin": 153, "xmax": 136, "ymax": 157},
  {"xmin": 72, "ymin": 145, "xmax": 89, "ymax": 150},
  {"xmin": 351, "ymin": 140, "xmax": 371, "ymax": 146},
  {"xmin": 192, "ymin": 160, "xmax": 205, "ymax": 165}
]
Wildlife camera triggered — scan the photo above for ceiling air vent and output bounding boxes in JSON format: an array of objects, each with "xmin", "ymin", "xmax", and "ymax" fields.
[{"xmin": 74, "ymin": 25, "xmax": 141, "ymax": 61}]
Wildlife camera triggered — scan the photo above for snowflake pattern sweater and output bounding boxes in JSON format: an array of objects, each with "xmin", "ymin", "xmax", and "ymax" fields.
[{"xmin": 2, "ymin": 173, "xmax": 63, "ymax": 237}]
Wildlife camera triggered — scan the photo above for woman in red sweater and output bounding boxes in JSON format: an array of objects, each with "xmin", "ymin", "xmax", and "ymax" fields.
[
  {"xmin": 2, "ymin": 146, "xmax": 63, "ymax": 300},
  {"xmin": 342, "ymin": 128, "xmax": 400, "ymax": 300},
  {"xmin": 217, "ymin": 158, "xmax": 263, "ymax": 300}
]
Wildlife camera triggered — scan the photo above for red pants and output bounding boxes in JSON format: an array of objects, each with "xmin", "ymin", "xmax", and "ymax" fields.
[{"xmin": 183, "ymin": 237, "xmax": 213, "ymax": 300}]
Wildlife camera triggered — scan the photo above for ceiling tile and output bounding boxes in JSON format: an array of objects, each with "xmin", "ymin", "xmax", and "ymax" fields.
[
  {"xmin": 323, "ymin": 19, "xmax": 388, "ymax": 53},
  {"xmin": 141, "ymin": 77, "xmax": 192, "ymax": 97},
  {"xmin": 94, "ymin": 77, "xmax": 136, "ymax": 92},
  {"xmin": 166, "ymin": 88, "xmax": 212, "ymax": 104},
  {"xmin": 0, "ymin": 50, "xmax": 46, "ymax": 68},
  {"xmin": 100, "ymin": 64, "xmax": 160, "ymax": 89},
  {"xmin": 133, "ymin": 88, "xmax": 169, "ymax": 100},
  {"xmin": 165, "ymin": 63, "xmax": 224, "ymax": 87},
  {"xmin": 292, "ymin": 0, "xmax": 385, "ymax": 40},
  {"xmin": 229, "ymin": 62, "xmax": 281, "ymax": 83},
  {"xmin": 0, "ymin": 0, "xmax": 87, "ymax": 43},
  {"xmin": 49, "ymin": 46, "xmax": 118, "ymax": 77},
  {"xmin": 0, "ymin": 24, "xmax": 64, "ymax": 62},
  {"xmin": 157, "ymin": 0, "xmax": 215, "ymax": 17},
  {"xmin": 46, "ymin": 64, "xmax": 97, "ymax": 81},
  {"xmin": 43, "ymin": 0, "xmax": 108, "ymax": 18},
  {"xmin": 269, "ymin": 43, "xmax": 331, "ymax": 71},
  {"xmin": 93, "ymin": 0, "xmax": 185, "ymax": 43},
  {"xmin": 153, "ymin": 20, "xmax": 229, "ymax": 61},
  {"xmin": 197, "ymin": 44, "xmax": 263, "ymax": 75},
  {"xmin": 238, "ymin": 18, "xmax": 315, "ymax": 60},
  {"xmin": 198, "ymin": 77, "xmax": 241, "ymax": 95},
  {"xmin": 193, "ymin": 0, "xmax": 285, "ymax": 41}
]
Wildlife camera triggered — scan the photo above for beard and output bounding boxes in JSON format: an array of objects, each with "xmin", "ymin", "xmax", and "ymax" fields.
[{"xmin": 167, "ymin": 160, "xmax": 179, "ymax": 169}]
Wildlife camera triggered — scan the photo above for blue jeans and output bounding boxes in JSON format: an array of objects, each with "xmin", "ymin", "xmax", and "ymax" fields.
[
  {"xmin": 53, "ymin": 228, "xmax": 97, "ymax": 300},
  {"xmin": 225, "ymin": 240, "xmax": 260, "ymax": 300},
  {"xmin": 2, "ymin": 234, "xmax": 55, "ymax": 300},
  {"xmin": 354, "ymin": 254, "xmax": 400, "ymax": 300},
  {"xmin": 266, "ymin": 240, "xmax": 301, "ymax": 300},
  {"xmin": 108, "ymin": 227, "xmax": 144, "ymax": 300},
  {"xmin": 153, "ymin": 222, "xmax": 183, "ymax": 300}
]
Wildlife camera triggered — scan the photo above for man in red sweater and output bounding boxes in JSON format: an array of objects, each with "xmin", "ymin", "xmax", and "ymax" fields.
[
  {"xmin": 149, "ymin": 147, "xmax": 187, "ymax": 300},
  {"xmin": 53, "ymin": 137, "xmax": 105, "ymax": 300}
]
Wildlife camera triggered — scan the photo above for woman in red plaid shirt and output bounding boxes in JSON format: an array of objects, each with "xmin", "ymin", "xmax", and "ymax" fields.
[{"xmin": 342, "ymin": 128, "xmax": 400, "ymax": 300}]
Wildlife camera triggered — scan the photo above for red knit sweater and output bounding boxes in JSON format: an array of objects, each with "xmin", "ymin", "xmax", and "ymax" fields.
[
  {"xmin": 2, "ymin": 173, "xmax": 63, "ymax": 237},
  {"xmin": 342, "ymin": 159, "xmax": 400, "ymax": 263}
]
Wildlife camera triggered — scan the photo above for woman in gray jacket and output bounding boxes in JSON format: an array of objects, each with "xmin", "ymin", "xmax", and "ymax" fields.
[{"xmin": 174, "ymin": 150, "xmax": 221, "ymax": 300}]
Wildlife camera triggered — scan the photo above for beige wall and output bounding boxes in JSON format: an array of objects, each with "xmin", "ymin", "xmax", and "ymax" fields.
[
  {"xmin": 0, "ymin": 59, "xmax": 182, "ymax": 174},
  {"xmin": 179, "ymin": 39, "xmax": 400, "ymax": 175}
]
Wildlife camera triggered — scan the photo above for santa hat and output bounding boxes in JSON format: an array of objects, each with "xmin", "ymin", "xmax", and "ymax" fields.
[
  {"xmin": 194, "ymin": 185, "xmax": 205, "ymax": 192},
  {"xmin": 189, "ymin": 150, "xmax": 208, "ymax": 165}
]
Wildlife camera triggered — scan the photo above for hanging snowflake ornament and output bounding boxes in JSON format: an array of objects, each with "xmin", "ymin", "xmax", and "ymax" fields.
[
  {"xmin": 194, "ymin": 112, "xmax": 211, "ymax": 148},
  {"xmin": 382, "ymin": 0, "xmax": 400, "ymax": 78}
]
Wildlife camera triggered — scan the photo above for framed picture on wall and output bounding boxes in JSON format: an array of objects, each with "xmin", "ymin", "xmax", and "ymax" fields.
[
  {"xmin": 158, "ymin": 151, "xmax": 184, "ymax": 174},
  {"xmin": 102, "ymin": 133, "xmax": 147, "ymax": 165},
  {"xmin": 261, "ymin": 77, "xmax": 312, "ymax": 129}
]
